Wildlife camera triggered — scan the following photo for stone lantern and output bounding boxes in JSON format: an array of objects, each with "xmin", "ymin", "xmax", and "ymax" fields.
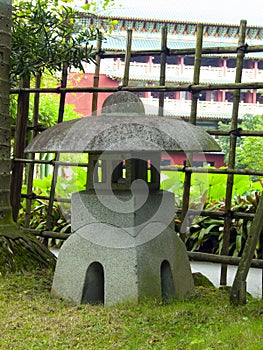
[{"xmin": 25, "ymin": 92, "xmax": 220, "ymax": 305}]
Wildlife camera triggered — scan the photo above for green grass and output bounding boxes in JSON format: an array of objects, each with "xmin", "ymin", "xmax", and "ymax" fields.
[{"xmin": 1, "ymin": 270, "xmax": 263, "ymax": 350}]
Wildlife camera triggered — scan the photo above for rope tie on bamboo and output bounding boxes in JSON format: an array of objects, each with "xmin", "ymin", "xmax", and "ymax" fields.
[
  {"xmin": 28, "ymin": 124, "xmax": 46, "ymax": 132},
  {"xmin": 97, "ymin": 49, "xmax": 105, "ymax": 57},
  {"xmin": 236, "ymin": 43, "xmax": 248, "ymax": 53},
  {"xmin": 187, "ymin": 84, "xmax": 194, "ymax": 92},
  {"xmin": 161, "ymin": 47, "xmax": 170, "ymax": 56},
  {"xmin": 25, "ymin": 192, "xmax": 37, "ymax": 200},
  {"xmin": 182, "ymin": 165, "xmax": 192, "ymax": 173},
  {"xmin": 50, "ymin": 159, "xmax": 56, "ymax": 166},
  {"xmin": 229, "ymin": 128, "xmax": 242, "ymax": 137},
  {"xmin": 226, "ymin": 209, "xmax": 234, "ymax": 219}
]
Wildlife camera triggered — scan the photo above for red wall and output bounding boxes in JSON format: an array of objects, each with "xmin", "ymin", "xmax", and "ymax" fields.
[
  {"xmin": 162, "ymin": 152, "xmax": 225, "ymax": 168},
  {"xmin": 66, "ymin": 73, "xmax": 119, "ymax": 116}
]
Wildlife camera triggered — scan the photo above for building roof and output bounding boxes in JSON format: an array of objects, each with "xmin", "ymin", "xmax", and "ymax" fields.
[
  {"xmin": 78, "ymin": 14, "xmax": 263, "ymax": 60},
  {"xmin": 98, "ymin": 34, "xmax": 263, "ymax": 60},
  {"xmin": 97, "ymin": 0, "xmax": 263, "ymax": 27},
  {"xmin": 79, "ymin": 14, "xmax": 263, "ymax": 41}
]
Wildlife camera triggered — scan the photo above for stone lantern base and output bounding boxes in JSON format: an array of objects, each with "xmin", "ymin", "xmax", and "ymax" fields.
[{"xmin": 51, "ymin": 190, "xmax": 195, "ymax": 305}]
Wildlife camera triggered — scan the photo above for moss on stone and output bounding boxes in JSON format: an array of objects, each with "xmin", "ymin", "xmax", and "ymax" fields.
[{"xmin": 192, "ymin": 272, "xmax": 215, "ymax": 288}]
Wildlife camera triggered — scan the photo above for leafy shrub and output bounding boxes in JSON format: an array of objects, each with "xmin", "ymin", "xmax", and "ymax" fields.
[{"xmin": 185, "ymin": 190, "xmax": 263, "ymax": 258}]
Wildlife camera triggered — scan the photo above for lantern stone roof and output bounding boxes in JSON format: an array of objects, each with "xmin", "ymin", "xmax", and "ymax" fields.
[{"xmin": 25, "ymin": 115, "xmax": 221, "ymax": 153}]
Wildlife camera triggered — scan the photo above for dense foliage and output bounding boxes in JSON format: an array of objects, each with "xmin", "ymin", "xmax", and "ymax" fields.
[
  {"xmin": 218, "ymin": 115, "xmax": 263, "ymax": 170},
  {"xmin": 11, "ymin": 0, "xmax": 101, "ymax": 85},
  {"xmin": 10, "ymin": 92, "xmax": 80, "ymax": 127}
]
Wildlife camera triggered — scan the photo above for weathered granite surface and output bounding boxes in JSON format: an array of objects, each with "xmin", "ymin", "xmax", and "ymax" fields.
[
  {"xmin": 101, "ymin": 91, "xmax": 145, "ymax": 115},
  {"xmin": 25, "ymin": 115, "xmax": 221, "ymax": 153},
  {"xmin": 51, "ymin": 190, "xmax": 195, "ymax": 305},
  {"xmin": 71, "ymin": 190, "xmax": 175, "ymax": 241}
]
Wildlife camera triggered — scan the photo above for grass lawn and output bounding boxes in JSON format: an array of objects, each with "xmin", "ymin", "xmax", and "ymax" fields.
[{"xmin": 1, "ymin": 269, "xmax": 263, "ymax": 350}]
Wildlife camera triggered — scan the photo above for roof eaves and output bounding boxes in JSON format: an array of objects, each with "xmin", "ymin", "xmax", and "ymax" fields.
[{"xmin": 78, "ymin": 13, "xmax": 263, "ymax": 30}]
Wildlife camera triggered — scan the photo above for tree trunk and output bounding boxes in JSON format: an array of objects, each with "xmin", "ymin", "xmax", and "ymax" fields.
[{"xmin": 0, "ymin": 0, "xmax": 56, "ymax": 275}]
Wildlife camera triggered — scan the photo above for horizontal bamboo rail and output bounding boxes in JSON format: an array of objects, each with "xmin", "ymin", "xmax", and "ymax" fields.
[
  {"xmin": 10, "ymin": 81, "xmax": 263, "ymax": 94},
  {"xmin": 14, "ymin": 158, "xmax": 89, "ymax": 167},
  {"xmin": 176, "ymin": 208, "xmax": 255, "ymax": 220},
  {"xmin": 22, "ymin": 228, "xmax": 70, "ymax": 240},
  {"xmin": 208, "ymin": 130, "xmax": 263, "ymax": 137},
  {"xmin": 87, "ymin": 44, "xmax": 263, "ymax": 58},
  {"xmin": 15, "ymin": 156, "xmax": 263, "ymax": 177},
  {"xmin": 162, "ymin": 166, "xmax": 263, "ymax": 177},
  {"xmin": 21, "ymin": 226, "xmax": 263, "ymax": 269},
  {"xmin": 188, "ymin": 251, "xmax": 263, "ymax": 269},
  {"xmin": 21, "ymin": 193, "xmax": 71, "ymax": 203}
]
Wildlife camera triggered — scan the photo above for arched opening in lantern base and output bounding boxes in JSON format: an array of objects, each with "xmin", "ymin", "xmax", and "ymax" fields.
[
  {"xmin": 81, "ymin": 262, "xmax": 104, "ymax": 304},
  {"xmin": 160, "ymin": 260, "xmax": 175, "ymax": 302}
]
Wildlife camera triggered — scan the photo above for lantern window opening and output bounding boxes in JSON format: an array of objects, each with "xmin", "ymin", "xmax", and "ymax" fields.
[
  {"xmin": 147, "ymin": 160, "xmax": 152, "ymax": 183},
  {"xmin": 111, "ymin": 160, "xmax": 126, "ymax": 184},
  {"xmin": 94, "ymin": 159, "xmax": 107, "ymax": 184}
]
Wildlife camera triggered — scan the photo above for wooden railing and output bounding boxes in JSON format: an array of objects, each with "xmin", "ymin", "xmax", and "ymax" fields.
[
  {"xmin": 141, "ymin": 97, "xmax": 263, "ymax": 118},
  {"xmin": 82, "ymin": 59, "xmax": 263, "ymax": 83}
]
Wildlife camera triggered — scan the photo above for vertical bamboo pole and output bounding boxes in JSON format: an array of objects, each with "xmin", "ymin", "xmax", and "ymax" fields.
[
  {"xmin": 44, "ymin": 63, "xmax": 68, "ymax": 246},
  {"xmin": 57, "ymin": 63, "xmax": 68, "ymax": 124},
  {"xmin": 220, "ymin": 20, "xmax": 247, "ymax": 286},
  {"xmin": 10, "ymin": 76, "xmax": 30, "ymax": 222},
  {"xmin": 92, "ymin": 35, "xmax": 102, "ymax": 115},
  {"xmin": 180, "ymin": 23, "xmax": 203, "ymax": 241},
  {"xmin": 230, "ymin": 194, "xmax": 263, "ymax": 305},
  {"xmin": 159, "ymin": 26, "xmax": 168, "ymax": 116},
  {"xmin": 25, "ymin": 72, "xmax": 41, "ymax": 227},
  {"xmin": 122, "ymin": 29, "xmax": 132, "ymax": 87}
]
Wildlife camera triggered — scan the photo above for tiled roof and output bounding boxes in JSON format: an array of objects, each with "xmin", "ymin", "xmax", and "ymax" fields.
[
  {"xmin": 93, "ymin": 35, "xmax": 263, "ymax": 60},
  {"xmin": 80, "ymin": 14, "xmax": 263, "ymax": 60},
  {"xmin": 78, "ymin": 13, "xmax": 263, "ymax": 40},
  {"xmin": 102, "ymin": 35, "xmax": 198, "ymax": 50}
]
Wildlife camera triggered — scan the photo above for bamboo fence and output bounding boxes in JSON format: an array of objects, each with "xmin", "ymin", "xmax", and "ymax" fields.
[{"xmin": 10, "ymin": 19, "xmax": 263, "ymax": 293}]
